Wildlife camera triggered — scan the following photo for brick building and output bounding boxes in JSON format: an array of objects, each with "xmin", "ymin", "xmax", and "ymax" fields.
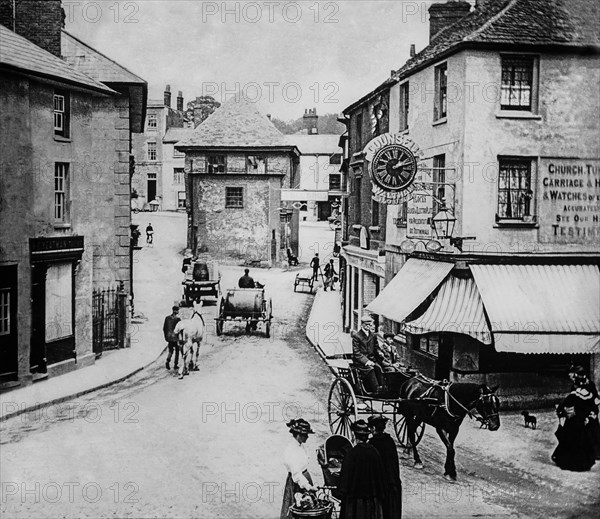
[
  {"xmin": 176, "ymin": 99, "xmax": 300, "ymax": 265},
  {"xmin": 361, "ymin": 0, "xmax": 599, "ymax": 406},
  {"xmin": 0, "ymin": 1, "xmax": 146, "ymax": 387}
]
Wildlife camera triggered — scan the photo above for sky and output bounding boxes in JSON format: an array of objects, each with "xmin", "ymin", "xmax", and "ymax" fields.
[{"xmin": 65, "ymin": 1, "xmax": 448, "ymax": 121}]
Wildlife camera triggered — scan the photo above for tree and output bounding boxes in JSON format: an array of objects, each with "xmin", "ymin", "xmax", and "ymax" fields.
[{"xmin": 185, "ymin": 96, "xmax": 221, "ymax": 128}]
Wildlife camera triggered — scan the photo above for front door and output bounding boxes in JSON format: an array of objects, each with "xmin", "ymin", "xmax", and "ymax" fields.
[
  {"xmin": 30, "ymin": 264, "xmax": 47, "ymax": 373},
  {"xmin": 0, "ymin": 266, "xmax": 18, "ymax": 381},
  {"xmin": 147, "ymin": 174, "xmax": 157, "ymax": 202}
]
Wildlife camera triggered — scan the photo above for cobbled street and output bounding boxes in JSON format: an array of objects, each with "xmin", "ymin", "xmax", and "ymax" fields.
[{"xmin": 1, "ymin": 213, "xmax": 598, "ymax": 519}]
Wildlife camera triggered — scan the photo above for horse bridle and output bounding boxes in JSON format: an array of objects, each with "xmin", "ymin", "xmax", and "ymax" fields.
[
  {"xmin": 444, "ymin": 386, "xmax": 499, "ymax": 428},
  {"xmin": 191, "ymin": 310, "xmax": 206, "ymax": 326}
]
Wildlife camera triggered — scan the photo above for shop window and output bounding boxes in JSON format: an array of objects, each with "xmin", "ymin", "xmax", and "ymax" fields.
[
  {"xmin": 415, "ymin": 335, "xmax": 439, "ymax": 357},
  {"xmin": 497, "ymin": 158, "xmax": 534, "ymax": 222},
  {"xmin": 247, "ymin": 155, "xmax": 266, "ymax": 174},
  {"xmin": 399, "ymin": 81, "xmax": 409, "ymax": 131},
  {"xmin": 225, "ymin": 187, "xmax": 243, "ymax": 208},
  {"xmin": 45, "ymin": 262, "xmax": 73, "ymax": 342},
  {"xmin": 207, "ymin": 155, "xmax": 226, "ymax": 174},
  {"xmin": 178, "ymin": 191, "xmax": 186, "ymax": 208},
  {"xmin": 53, "ymin": 91, "xmax": 70, "ymax": 138},
  {"xmin": 173, "ymin": 168, "xmax": 184, "ymax": 184},
  {"xmin": 434, "ymin": 63, "xmax": 447, "ymax": 121},
  {"xmin": 54, "ymin": 163, "xmax": 69, "ymax": 224},
  {"xmin": 147, "ymin": 142, "xmax": 157, "ymax": 161},
  {"xmin": 501, "ymin": 56, "xmax": 536, "ymax": 111}
]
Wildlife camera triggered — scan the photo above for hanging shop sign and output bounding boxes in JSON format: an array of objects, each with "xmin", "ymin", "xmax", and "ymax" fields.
[
  {"xmin": 364, "ymin": 133, "xmax": 423, "ymax": 204},
  {"xmin": 538, "ymin": 158, "xmax": 600, "ymax": 245}
]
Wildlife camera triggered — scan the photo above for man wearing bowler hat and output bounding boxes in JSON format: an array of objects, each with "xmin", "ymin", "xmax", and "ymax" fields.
[
  {"xmin": 352, "ymin": 315, "xmax": 383, "ymax": 394},
  {"xmin": 338, "ymin": 419, "xmax": 386, "ymax": 519},
  {"xmin": 368, "ymin": 415, "xmax": 402, "ymax": 519}
]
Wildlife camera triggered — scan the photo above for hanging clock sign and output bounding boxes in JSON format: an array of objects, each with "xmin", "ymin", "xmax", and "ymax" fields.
[{"xmin": 364, "ymin": 133, "xmax": 422, "ymax": 204}]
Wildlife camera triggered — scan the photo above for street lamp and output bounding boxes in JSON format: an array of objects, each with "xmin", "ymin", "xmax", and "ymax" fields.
[{"xmin": 432, "ymin": 203, "xmax": 474, "ymax": 252}]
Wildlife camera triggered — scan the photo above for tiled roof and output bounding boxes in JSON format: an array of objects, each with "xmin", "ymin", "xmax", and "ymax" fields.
[
  {"xmin": 163, "ymin": 127, "xmax": 195, "ymax": 143},
  {"xmin": 283, "ymin": 134, "xmax": 342, "ymax": 155},
  {"xmin": 61, "ymin": 31, "xmax": 146, "ymax": 85},
  {"xmin": 394, "ymin": 0, "xmax": 600, "ymax": 81},
  {"xmin": 177, "ymin": 98, "xmax": 289, "ymax": 148},
  {"xmin": 0, "ymin": 24, "xmax": 114, "ymax": 94}
]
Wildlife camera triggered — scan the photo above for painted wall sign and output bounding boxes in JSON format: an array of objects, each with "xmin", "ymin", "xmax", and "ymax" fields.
[
  {"xmin": 406, "ymin": 167, "xmax": 434, "ymax": 238},
  {"xmin": 364, "ymin": 133, "xmax": 422, "ymax": 204},
  {"xmin": 539, "ymin": 158, "xmax": 600, "ymax": 244}
]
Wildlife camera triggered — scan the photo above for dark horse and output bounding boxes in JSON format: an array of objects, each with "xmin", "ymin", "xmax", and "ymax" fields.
[{"xmin": 396, "ymin": 377, "xmax": 500, "ymax": 481}]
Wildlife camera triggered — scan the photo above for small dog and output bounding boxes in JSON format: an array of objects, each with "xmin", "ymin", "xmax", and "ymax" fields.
[{"xmin": 521, "ymin": 410, "xmax": 537, "ymax": 429}]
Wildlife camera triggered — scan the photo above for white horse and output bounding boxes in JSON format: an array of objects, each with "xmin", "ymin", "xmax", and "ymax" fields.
[{"xmin": 173, "ymin": 301, "xmax": 205, "ymax": 380}]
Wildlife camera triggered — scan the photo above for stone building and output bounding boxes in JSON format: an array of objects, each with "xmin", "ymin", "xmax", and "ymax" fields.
[
  {"xmin": 131, "ymin": 85, "xmax": 187, "ymax": 211},
  {"xmin": 361, "ymin": 0, "xmax": 599, "ymax": 406},
  {"xmin": 176, "ymin": 99, "xmax": 300, "ymax": 265},
  {"xmin": 0, "ymin": 1, "xmax": 146, "ymax": 387}
]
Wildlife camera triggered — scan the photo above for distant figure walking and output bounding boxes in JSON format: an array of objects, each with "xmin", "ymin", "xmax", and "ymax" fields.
[
  {"xmin": 163, "ymin": 305, "xmax": 180, "ymax": 371},
  {"xmin": 310, "ymin": 253, "xmax": 320, "ymax": 281},
  {"xmin": 146, "ymin": 223, "xmax": 154, "ymax": 246},
  {"xmin": 238, "ymin": 268, "xmax": 255, "ymax": 289},
  {"xmin": 324, "ymin": 259, "xmax": 338, "ymax": 291}
]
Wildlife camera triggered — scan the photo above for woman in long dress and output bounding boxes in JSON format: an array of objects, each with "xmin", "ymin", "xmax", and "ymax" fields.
[
  {"xmin": 368, "ymin": 415, "xmax": 402, "ymax": 519},
  {"xmin": 280, "ymin": 419, "xmax": 317, "ymax": 518},
  {"xmin": 552, "ymin": 372, "xmax": 596, "ymax": 472}
]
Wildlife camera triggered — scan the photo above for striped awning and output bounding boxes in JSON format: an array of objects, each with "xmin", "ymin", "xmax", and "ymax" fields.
[
  {"xmin": 404, "ymin": 276, "xmax": 492, "ymax": 344},
  {"xmin": 366, "ymin": 259, "xmax": 453, "ymax": 323},
  {"xmin": 471, "ymin": 264, "xmax": 600, "ymax": 354}
]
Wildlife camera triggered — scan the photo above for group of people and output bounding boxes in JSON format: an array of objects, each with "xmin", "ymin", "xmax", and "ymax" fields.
[
  {"xmin": 352, "ymin": 314, "xmax": 404, "ymax": 394},
  {"xmin": 552, "ymin": 365, "xmax": 600, "ymax": 471},
  {"xmin": 281, "ymin": 416, "xmax": 401, "ymax": 519},
  {"xmin": 310, "ymin": 253, "xmax": 338, "ymax": 291}
]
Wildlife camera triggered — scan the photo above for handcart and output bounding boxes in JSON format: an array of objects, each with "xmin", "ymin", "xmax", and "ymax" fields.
[{"xmin": 294, "ymin": 273, "xmax": 315, "ymax": 294}]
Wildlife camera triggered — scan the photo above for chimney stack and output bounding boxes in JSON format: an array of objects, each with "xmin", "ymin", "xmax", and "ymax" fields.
[
  {"xmin": 0, "ymin": 0, "xmax": 63, "ymax": 57},
  {"xmin": 410, "ymin": 44, "xmax": 416, "ymax": 58},
  {"xmin": 164, "ymin": 84, "xmax": 172, "ymax": 108},
  {"xmin": 303, "ymin": 107, "xmax": 318, "ymax": 135},
  {"xmin": 177, "ymin": 90, "xmax": 184, "ymax": 111},
  {"xmin": 428, "ymin": 1, "xmax": 471, "ymax": 42}
]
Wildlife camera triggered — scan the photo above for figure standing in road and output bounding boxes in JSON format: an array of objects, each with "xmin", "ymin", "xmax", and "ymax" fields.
[
  {"xmin": 338, "ymin": 419, "xmax": 386, "ymax": 519},
  {"xmin": 310, "ymin": 253, "xmax": 320, "ymax": 281},
  {"xmin": 238, "ymin": 268, "xmax": 255, "ymax": 288},
  {"xmin": 324, "ymin": 259, "xmax": 338, "ymax": 291},
  {"xmin": 146, "ymin": 223, "xmax": 154, "ymax": 246},
  {"xmin": 568, "ymin": 365, "xmax": 600, "ymax": 460},
  {"xmin": 368, "ymin": 415, "xmax": 402, "ymax": 519},
  {"xmin": 163, "ymin": 305, "xmax": 180, "ymax": 371},
  {"xmin": 280, "ymin": 419, "xmax": 318, "ymax": 519}
]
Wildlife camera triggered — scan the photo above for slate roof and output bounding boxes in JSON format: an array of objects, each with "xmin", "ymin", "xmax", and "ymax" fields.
[
  {"xmin": 177, "ymin": 98, "xmax": 291, "ymax": 148},
  {"xmin": 283, "ymin": 134, "xmax": 342, "ymax": 155},
  {"xmin": 163, "ymin": 127, "xmax": 195, "ymax": 143},
  {"xmin": 61, "ymin": 31, "xmax": 146, "ymax": 85},
  {"xmin": 0, "ymin": 24, "xmax": 114, "ymax": 94},
  {"xmin": 394, "ymin": 0, "xmax": 600, "ymax": 81}
]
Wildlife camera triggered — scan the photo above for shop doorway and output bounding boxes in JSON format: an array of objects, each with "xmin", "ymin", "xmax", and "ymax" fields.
[{"xmin": 0, "ymin": 265, "xmax": 18, "ymax": 382}]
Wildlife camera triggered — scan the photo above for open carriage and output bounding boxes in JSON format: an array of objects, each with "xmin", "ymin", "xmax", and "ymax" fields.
[{"xmin": 327, "ymin": 363, "xmax": 426, "ymax": 448}]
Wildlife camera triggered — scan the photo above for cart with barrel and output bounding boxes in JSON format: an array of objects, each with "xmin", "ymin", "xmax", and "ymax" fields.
[
  {"xmin": 327, "ymin": 362, "xmax": 425, "ymax": 448},
  {"xmin": 181, "ymin": 260, "xmax": 221, "ymax": 304},
  {"xmin": 215, "ymin": 286, "xmax": 272, "ymax": 337}
]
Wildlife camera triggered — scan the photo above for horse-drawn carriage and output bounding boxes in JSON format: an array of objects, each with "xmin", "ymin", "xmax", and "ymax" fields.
[
  {"xmin": 215, "ymin": 287, "xmax": 272, "ymax": 337},
  {"xmin": 181, "ymin": 260, "xmax": 221, "ymax": 305},
  {"xmin": 328, "ymin": 362, "xmax": 425, "ymax": 448}
]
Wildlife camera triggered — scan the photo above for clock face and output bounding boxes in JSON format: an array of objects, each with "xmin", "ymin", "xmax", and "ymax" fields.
[{"xmin": 371, "ymin": 144, "xmax": 418, "ymax": 191}]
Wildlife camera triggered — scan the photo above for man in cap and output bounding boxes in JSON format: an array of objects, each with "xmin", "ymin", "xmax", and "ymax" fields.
[
  {"xmin": 338, "ymin": 419, "xmax": 386, "ymax": 519},
  {"xmin": 163, "ymin": 305, "xmax": 180, "ymax": 371},
  {"xmin": 368, "ymin": 415, "xmax": 402, "ymax": 519},
  {"xmin": 352, "ymin": 315, "xmax": 383, "ymax": 393}
]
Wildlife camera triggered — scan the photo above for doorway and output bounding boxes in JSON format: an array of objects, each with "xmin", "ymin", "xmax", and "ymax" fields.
[
  {"xmin": 147, "ymin": 173, "xmax": 157, "ymax": 202},
  {"xmin": 0, "ymin": 265, "xmax": 18, "ymax": 381}
]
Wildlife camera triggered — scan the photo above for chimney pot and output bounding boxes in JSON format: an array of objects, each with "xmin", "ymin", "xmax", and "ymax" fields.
[
  {"xmin": 410, "ymin": 44, "xmax": 416, "ymax": 58},
  {"xmin": 177, "ymin": 91, "xmax": 184, "ymax": 112},
  {"xmin": 164, "ymin": 85, "xmax": 172, "ymax": 108},
  {"xmin": 266, "ymin": 114, "xmax": 272, "ymax": 121}
]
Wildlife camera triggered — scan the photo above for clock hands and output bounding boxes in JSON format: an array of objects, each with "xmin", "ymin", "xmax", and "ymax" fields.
[{"xmin": 391, "ymin": 159, "xmax": 414, "ymax": 170}]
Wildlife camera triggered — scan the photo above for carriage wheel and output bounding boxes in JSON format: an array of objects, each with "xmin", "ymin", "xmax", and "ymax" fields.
[
  {"xmin": 393, "ymin": 408, "xmax": 425, "ymax": 448},
  {"xmin": 216, "ymin": 300, "xmax": 225, "ymax": 336},
  {"xmin": 328, "ymin": 378, "xmax": 357, "ymax": 439},
  {"xmin": 264, "ymin": 299, "xmax": 272, "ymax": 338},
  {"xmin": 265, "ymin": 319, "xmax": 271, "ymax": 338}
]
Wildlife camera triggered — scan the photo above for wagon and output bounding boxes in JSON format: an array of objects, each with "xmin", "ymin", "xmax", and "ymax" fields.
[
  {"xmin": 328, "ymin": 363, "xmax": 425, "ymax": 448},
  {"xmin": 294, "ymin": 273, "xmax": 315, "ymax": 294},
  {"xmin": 182, "ymin": 261, "xmax": 221, "ymax": 305},
  {"xmin": 215, "ymin": 287, "xmax": 272, "ymax": 337}
]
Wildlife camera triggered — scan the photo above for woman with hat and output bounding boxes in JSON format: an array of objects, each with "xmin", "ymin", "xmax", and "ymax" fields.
[
  {"xmin": 280, "ymin": 419, "xmax": 318, "ymax": 518},
  {"xmin": 368, "ymin": 415, "xmax": 402, "ymax": 519},
  {"xmin": 338, "ymin": 419, "xmax": 386, "ymax": 519}
]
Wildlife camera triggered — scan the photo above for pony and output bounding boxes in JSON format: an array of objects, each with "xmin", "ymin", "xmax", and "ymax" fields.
[
  {"xmin": 173, "ymin": 301, "xmax": 205, "ymax": 380},
  {"xmin": 396, "ymin": 376, "xmax": 500, "ymax": 481}
]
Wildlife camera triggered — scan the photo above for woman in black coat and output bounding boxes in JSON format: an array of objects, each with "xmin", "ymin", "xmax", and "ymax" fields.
[
  {"xmin": 338, "ymin": 420, "xmax": 386, "ymax": 519},
  {"xmin": 368, "ymin": 415, "xmax": 402, "ymax": 519}
]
